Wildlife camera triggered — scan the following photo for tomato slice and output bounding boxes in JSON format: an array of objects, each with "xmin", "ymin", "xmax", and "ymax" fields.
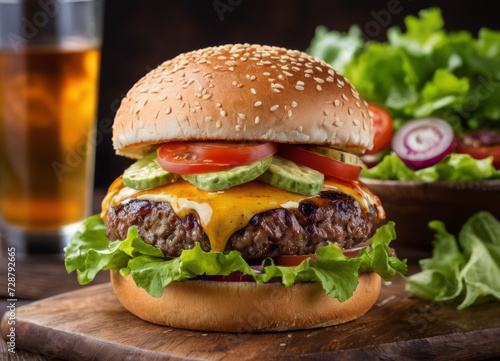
[
  {"xmin": 275, "ymin": 254, "xmax": 317, "ymax": 266},
  {"xmin": 157, "ymin": 142, "xmax": 277, "ymax": 174},
  {"xmin": 456, "ymin": 131, "xmax": 500, "ymax": 169},
  {"xmin": 277, "ymin": 145, "xmax": 361, "ymax": 181},
  {"xmin": 365, "ymin": 103, "xmax": 393, "ymax": 155},
  {"xmin": 274, "ymin": 249, "xmax": 361, "ymax": 266}
]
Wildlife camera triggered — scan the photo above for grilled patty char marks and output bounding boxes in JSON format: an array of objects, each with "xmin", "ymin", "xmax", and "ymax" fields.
[{"xmin": 105, "ymin": 191, "xmax": 377, "ymax": 259}]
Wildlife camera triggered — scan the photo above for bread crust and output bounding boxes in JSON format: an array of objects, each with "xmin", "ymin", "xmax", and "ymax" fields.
[
  {"xmin": 110, "ymin": 270, "xmax": 381, "ymax": 332},
  {"xmin": 113, "ymin": 44, "xmax": 372, "ymax": 159}
]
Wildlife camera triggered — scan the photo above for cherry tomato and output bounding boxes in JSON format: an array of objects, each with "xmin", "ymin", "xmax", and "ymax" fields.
[
  {"xmin": 157, "ymin": 142, "xmax": 277, "ymax": 174},
  {"xmin": 365, "ymin": 103, "xmax": 393, "ymax": 155},
  {"xmin": 277, "ymin": 145, "xmax": 361, "ymax": 182},
  {"xmin": 455, "ymin": 131, "xmax": 500, "ymax": 169}
]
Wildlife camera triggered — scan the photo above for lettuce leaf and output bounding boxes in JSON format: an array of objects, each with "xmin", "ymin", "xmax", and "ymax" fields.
[
  {"xmin": 65, "ymin": 217, "xmax": 406, "ymax": 302},
  {"xmin": 360, "ymin": 153, "xmax": 500, "ymax": 181},
  {"xmin": 308, "ymin": 8, "xmax": 500, "ymax": 132},
  {"xmin": 406, "ymin": 212, "xmax": 500, "ymax": 309}
]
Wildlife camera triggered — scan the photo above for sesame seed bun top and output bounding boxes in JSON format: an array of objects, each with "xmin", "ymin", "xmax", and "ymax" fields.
[{"xmin": 113, "ymin": 44, "xmax": 372, "ymax": 159}]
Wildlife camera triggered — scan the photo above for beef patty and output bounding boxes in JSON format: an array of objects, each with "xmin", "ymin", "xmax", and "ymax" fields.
[{"xmin": 105, "ymin": 190, "xmax": 378, "ymax": 259}]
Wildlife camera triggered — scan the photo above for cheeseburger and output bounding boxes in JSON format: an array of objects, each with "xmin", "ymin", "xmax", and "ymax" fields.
[{"xmin": 65, "ymin": 44, "xmax": 406, "ymax": 332}]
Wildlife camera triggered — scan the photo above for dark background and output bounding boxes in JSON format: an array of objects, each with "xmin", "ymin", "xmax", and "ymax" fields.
[{"xmin": 94, "ymin": 0, "xmax": 500, "ymax": 189}]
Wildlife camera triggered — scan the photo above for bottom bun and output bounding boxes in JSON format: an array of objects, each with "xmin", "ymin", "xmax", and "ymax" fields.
[{"xmin": 110, "ymin": 270, "xmax": 381, "ymax": 332}]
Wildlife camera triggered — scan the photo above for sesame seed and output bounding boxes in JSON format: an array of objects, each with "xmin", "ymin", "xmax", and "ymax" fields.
[
  {"xmin": 190, "ymin": 108, "xmax": 196, "ymax": 113},
  {"xmin": 139, "ymin": 87, "xmax": 148, "ymax": 93},
  {"xmin": 334, "ymin": 99, "xmax": 340, "ymax": 107},
  {"xmin": 165, "ymin": 106, "xmax": 172, "ymax": 114},
  {"xmin": 326, "ymin": 76, "xmax": 334, "ymax": 82},
  {"xmin": 235, "ymin": 125, "xmax": 241, "ymax": 131},
  {"xmin": 297, "ymin": 126, "xmax": 303, "ymax": 131},
  {"xmin": 232, "ymin": 81, "xmax": 237, "ymax": 86},
  {"xmin": 328, "ymin": 69, "xmax": 335, "ymax": 76},
  {"xmin": 218, "ymin": 56, "xmax": 227, "ymax": 60},
  {"xmin": 176, "ymin": 94, "xmax": 182, "ymax": 100},
  {"xmin": 305, "ymin": 69, "xmax": 314, "ymax": 74},
  {"xmin": 315, "ymin": 66, "xmax": 323, "ymax": 72},
  {"xmin": 295, "ymin": 85, "xmax": 305, "ymax": 91},
  {"xmin": 342, "ymin": 94, "xmax": 349, "ymax": 101},
  {"xmin": 278, "ymin": 75, "xmax": 284, "ymax": 80},
  {"xmin": 263, "ymin": 72, "xmax": 271, "ymax": 76},
  {"xmin": 255, "ymin": 116, "xmax": 260, "ymax": 124},
  {"xmin": 216, "ymin": 120, "xmax": 222, "ymax": 128},
  {"xmin": 192, "ymin": 68, "xmax": 201, "ymax": 73},
  {"xmin": 229, "ymin": 67, "xmax": 235, "ymax": 71},
  {"xmin": 135, "ymin": 107, "xmax": 140, "ymax": 114},
  {"xmin": 323, "ymin": 110, "xmax": 329, "ymax": 116},
  {"xmin": 316, "ymin": 85, "xmax": 322, "ymax": 91},
  {"xmin": 179, "ymin": 114, "xmax": 187, "ymax": 122},
  {"xmin": 254, "ymin": 101, "xmax": 262, "ymax": 107},
  {"xmin": 151, "ymin": 87, "xmax": 160, "ymax": 93},
  {"xmin": 270, "ymin": 105, "xmax": 279, "ymax": 111},
  {"xmin": 288, "ymin": 109, "xmax": 292, "ymax": 117},
  {"xmin": 283, "ymin": 71, "xmax": 293, "ymax": 76},
  {"xmin": 273, "ymin": 89, "xmax": 281, "ymax": 93},
  {"xmin": 159, "ymin": 93, "xmax": 168, "ymax": 101},
  {"xmin": 220, "ymin": 110, "xmax": 227, "ymax": 116},
  {"xmin": 250, "ymin": 75, "xmax": 256, "ymax": 81},
  {"xmin": 251, "ymin": 88, "xmax": 256, "ymax": 94},
  {"xmin": 238, "ymin": 113, "xmax": 246, "ymax": 119},
  {"xmin": 353, "ymin": 119, "xmax": 360, "ymax": 126},
  {"xmin": 355, "ymin": 101, "xmax": 361, "ymax": 108},
  {"xmin": 305, "ymin": 63, "xmax": 313, "ymax": 68},
  {"xmin": 292, "ymin": 67, "xmax": 300, "ymax": 72},
  {"xmin": 314, "ymin": 77, "xmax": 324, "ymax": 83},
  {"xmin": 274, "ymin": 84, "xmax": 284, "ymax": 89},
  {"xmin": 205, "ymin": 116, "xmax": 212, "ymax": 122},
  {"xmin": 281, "ymin": 65, "xmax": 290, "ymax": 70},
  {"xmin": 216, "ymin": 103, "xmax": 222, "ymax": 108},
  {"xmin": 194, "ymin": 93, "xmax": 202, "ymax": 98},
  {"xmin": 296, "ymin": 81, "xmax": 305, "ymax": 86},
  {"xmin": 269, "ymin": 78, "xmax": 275, "ymax": 82},
  {"xmin": 348, "ymin": 107, "xmax": 354, "ymax": 115},
  {"xmin": 291, "ymin": 101, "xmax": 297, "ymax": 108},
  {"xmin": 305, "ymin": 74, "xmax": 311, "ymax": 78},
  {"xmin": 203, "ymin": 93, "xmax": 213, "ymax": 100},
  {"xmin": 351, "ymin": 88, "xmax": 360, "ymax": 99},
  {"xmin": 237, "ymin": 83, "xmax": 244, "ymax": 88}
]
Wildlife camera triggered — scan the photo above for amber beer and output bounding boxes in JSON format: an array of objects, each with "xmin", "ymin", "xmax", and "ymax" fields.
[{"xmin": 0, "ymin": 46, "xmax": 100, "ymax": 230}]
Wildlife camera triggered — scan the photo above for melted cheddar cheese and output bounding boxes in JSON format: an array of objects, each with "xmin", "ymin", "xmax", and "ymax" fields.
[{"xmin": 101, "ymin": 177, "xmax": 383, "ymax": 252}]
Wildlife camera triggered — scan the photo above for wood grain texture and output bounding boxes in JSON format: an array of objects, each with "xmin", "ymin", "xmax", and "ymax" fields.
[{"xmin": 2, "ymin": 275, "xmax": 499, "ymax": 361}]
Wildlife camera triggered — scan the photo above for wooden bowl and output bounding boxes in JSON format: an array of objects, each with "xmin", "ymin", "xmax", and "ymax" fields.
[{"xmin": 362, "ymin": 179, "xmax": 500, "ymax": 249}]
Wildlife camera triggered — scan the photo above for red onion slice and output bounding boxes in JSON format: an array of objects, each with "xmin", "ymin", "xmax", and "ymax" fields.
[{"xmin": 392, "ymin": 118, "xmax": 455, "ymax": 170}]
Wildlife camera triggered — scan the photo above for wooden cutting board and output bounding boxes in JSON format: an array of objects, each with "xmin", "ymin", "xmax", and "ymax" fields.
[{"xmin": 2, "ymin": 275, "xmax": 500, "ymax": 361}]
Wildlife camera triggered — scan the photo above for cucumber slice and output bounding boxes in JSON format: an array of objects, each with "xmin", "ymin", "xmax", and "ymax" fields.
[
  {"xmin": 181, "ymin": 156, "xmax": 273, "ymax": 191},
  {"xmin": 123, "ymin": 152, "xmax": 175, "ymax": 190},
  {"xmin": 302, "ymin": 146, "xmax": 363, "ymax": 166},
  {"xmin": 259, "ymin": 156, "xmax": 324, "ymax": 196}
]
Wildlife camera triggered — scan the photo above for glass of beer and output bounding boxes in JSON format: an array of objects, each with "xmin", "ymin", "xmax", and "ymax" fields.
[{"xmin": 0, "ymin": 0, "xmax": 103, "ymax": 254}]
